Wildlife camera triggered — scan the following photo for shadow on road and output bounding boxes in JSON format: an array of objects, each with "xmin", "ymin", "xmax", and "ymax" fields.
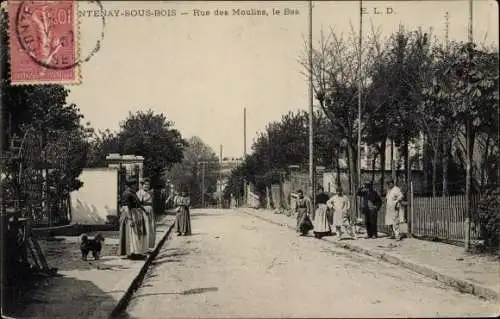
[
  {"xmin": 134, "ymin": 287, "xmax": 219, "ymax": 298},
  {"xmin": 190, "ymin": 211, "xmax": 228, "ymax": 218},
  {"xmin": 157, "ymin": 248, "xmax": 190, "ymax": 258},
  {"xmin": 152, "ymin": 248, "xmax": 192, "ymax": 266},
  {"xmin": 5, "ymin": 275, "xmax": 121, "ymax": 318}
]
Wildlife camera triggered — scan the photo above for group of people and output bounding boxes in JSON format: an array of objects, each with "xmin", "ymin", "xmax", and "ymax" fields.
[
  {"xmin": 294, "ymin": 179, "xmax": 405, "ymax": 241},
  {"xmin": 119, "ymin": 178, "xmax": 156, "ymax": 259},
  {"xmin": 118, "ymin": 179, "xmax": 193, "ymax": 260}
]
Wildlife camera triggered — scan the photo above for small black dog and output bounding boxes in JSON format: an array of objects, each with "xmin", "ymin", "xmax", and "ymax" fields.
[{"xmin": 80, "ymin": 233, "xmax": 105, "ymax": 261}]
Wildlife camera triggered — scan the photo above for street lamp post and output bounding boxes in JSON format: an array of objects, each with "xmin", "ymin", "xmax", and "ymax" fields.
[
  {"xmin": 308, "ymin": 0, "xmax": 316, "ymax": 208},
  {"xmin": 199, "ymin": 161, "xmax": 207, "ymax": 208},
  {"xmin": 356, "ymin": 0, "xmax": 364, "ymax": 223},
  {"xmin": 464, "ymin": 0, "xmax": 473, "ymax": 252}
]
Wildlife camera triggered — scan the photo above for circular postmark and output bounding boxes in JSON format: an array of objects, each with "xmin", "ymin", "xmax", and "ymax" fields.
[{"xmin": 14, "ymin": 0, "xmax": 105, "ymax": 70}]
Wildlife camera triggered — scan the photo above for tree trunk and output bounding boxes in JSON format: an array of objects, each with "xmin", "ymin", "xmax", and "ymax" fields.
[
  {"xmin": 347, "ymin": 145, "xmax": 353, "ymax": 195},
  {"xmin": 432, "ymin": 146, "xmax": 438, "ymax": 197},
  {"xmin": 422, "ymin": 134, "xmax": 429, "ymax": 195},
  {"xmin": 371, "ymin": 148, "xmax": 377, "ymax": 184},
  {"xmin": 41, "ymin": 131, "xmax": 52, "ymax": 227},
  {"xmin": 390, "ymin": 139, "xmax": 396, "ymax": 182},
  {"xmin": 465, "ymin": 120, "xmax": 475, "ymax": 251},
  {"xmin": 442, "ymin": 138, "xmax": 450, "ymax": 197},
  {"xmin": 404, "ymin": 134, "xmax": 410, "ymax": 185},
  {"xmin": 335, "ymin": 153, "xmax": 341, "ymax": 187},
  {"xmin": 349, "ymin": 144, "xmax": 358, "ymax": 192},
  {"xmin": 380, "ymin": 139, "xmax": 387, "ymax": 195},
  {"xmin": 481, "ymin": 135, "xmax": 490, "ymax": 187}
]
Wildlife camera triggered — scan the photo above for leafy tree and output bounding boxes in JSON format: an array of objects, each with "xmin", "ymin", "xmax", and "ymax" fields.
[
  {"xmin": 420, "ymin": 42, "xmax": 463, "ymax": 196},
  {"xmin": 473, "ymin": 184, "xmax": 500, "ymax": 254},
  {"xmin": 223, "ymin": 154, "xmax": 261, "ymax": 201},
  {"xmin": 86, "ymin": 128, "xmax": 120, "ymax": 167},
  {"xmin": 381, "ymin": 28, "xmax": 432, "ymax": 188},
  {"xmin": 1, "ymin": 9, "xmax": 87, "ymax": 217},
  {"xmin": 224, "ymin": 110, "xmax": 335, "ymax": 198},
  {"xmin": 168, "ymin": 136, "xmax": 219, "ymax": 206},
  {"xmin": 117, "ymin": 110, "xmax": 186, "ymax": 186}
]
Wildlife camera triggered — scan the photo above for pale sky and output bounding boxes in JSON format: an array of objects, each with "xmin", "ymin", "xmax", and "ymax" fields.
[{"xmin": 68, "ymin": 0, "xmax": 498, "ymax": 159}]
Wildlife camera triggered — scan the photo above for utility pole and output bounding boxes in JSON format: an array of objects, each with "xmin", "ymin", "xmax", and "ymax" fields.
[
  {"xmin": 243, "ymin": 107, "xmax": 247, "ymax": 159},
  {"xmin": 243, "ymin": 107, "xmax": 248, "ymax": 206},
  {"xmin": 219, "ymin": 144, "xmax": 223, "ymax": 208},
  {"xmin": 465, "ymin": 0, "xmax": 473, "ymax": 252},
  {"xmin": 356, "ymin": 0, "xmax": 363, "ymax": 220},
  {"xmin": 200, "ymin": 161, "xmax": 206, "ymax": 208},
  {"xmin": 308, "ymin": 0, "xmax": 316, "ymax": 207},
  {"xmin": 445, "ymin": 12, "xmax": 450, "ymax": 49}
]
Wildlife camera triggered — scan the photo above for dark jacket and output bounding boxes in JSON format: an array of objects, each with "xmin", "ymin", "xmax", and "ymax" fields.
[
  {"xmin": 122, "ymin": 188, "xmax": 142, "ymax": 209},
  {"xmin": 357, "ymin": 188, "xmax": 382, "ymax": 213},
  {"xmin": 316, "ymin": 192, "xmax": 330, "ymax": 205}
]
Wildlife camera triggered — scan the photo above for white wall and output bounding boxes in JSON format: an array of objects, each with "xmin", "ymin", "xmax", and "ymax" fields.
[{"xmin": 70, "ymin": 168, "xmax": 118, "ymax": 225}]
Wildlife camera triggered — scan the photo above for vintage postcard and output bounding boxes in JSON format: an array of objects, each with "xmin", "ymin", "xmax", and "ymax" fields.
[{"xmin": 1, "ymin": 1, "xmax": 498, "ymax": 318}]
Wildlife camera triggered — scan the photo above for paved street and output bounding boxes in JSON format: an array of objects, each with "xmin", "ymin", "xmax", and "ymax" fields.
[{"xmin": 126, "ymin": 209, "xmax": 497, "ymax": 318}]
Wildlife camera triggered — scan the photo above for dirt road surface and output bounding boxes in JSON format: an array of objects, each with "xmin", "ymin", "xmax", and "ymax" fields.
[{"xmin": 126, "ymin": 209, "xmax": 498, "ymax": 318}]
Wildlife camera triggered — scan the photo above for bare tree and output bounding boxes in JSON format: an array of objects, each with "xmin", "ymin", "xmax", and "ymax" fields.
[{"xmin": 299, "ymin": 23, "xmax": 382, "ymax": 194}]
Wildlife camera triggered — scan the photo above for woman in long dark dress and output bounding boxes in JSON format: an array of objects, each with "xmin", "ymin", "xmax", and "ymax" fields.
[
  {"xmin": 119, "ymin": 179, "xmax": 148, "ymax": 258},
  {"xmin": 175, "ymin": 190, "xmax": 192, "ymax": 236},
  {"xmin": 295, "ymin": 189, "xmax": 313, "ymax": 236},
  {"xmin": 137, "ymin": 179, "xmax": 155, "ymax": 249},
  {"xmin": 312, "ymin": 186, "xmax": 332, "ymax": 239}
]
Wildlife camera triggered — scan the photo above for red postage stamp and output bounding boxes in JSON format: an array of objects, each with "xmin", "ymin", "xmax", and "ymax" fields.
[{"xmin": 8, "ymin": 0, "xmax": 80, "ymax": 85}]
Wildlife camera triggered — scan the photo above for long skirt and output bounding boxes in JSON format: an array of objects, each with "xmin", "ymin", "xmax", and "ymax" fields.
[
  {"xmin": 385, "ymin": 203, "xmax": 404, "ymax": 226},
  {"xmin": 143, "ymin": 206, "xmax": 156, "ymax": 249},
  {"xmin": 296, "ymin": 209, "xmax": 313, "ymax": 234},
  {"xmin": 313, "ymin": 205, "xmax": 331, "ymax": 234},
  {"xmin": 119, "ymin": 207, "xmax": 147, "ymax": 256},
  {"xmin": 176, "ymin": 206, "xmax": 192, "ymax": 236},
  {"xmin": 332, "ymin": 209, "xmax": 347, "ymax": 228}
]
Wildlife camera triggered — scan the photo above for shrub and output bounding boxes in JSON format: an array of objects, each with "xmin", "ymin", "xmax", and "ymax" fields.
[{"xmin": 474, "ymin": 185, "xmax": 500, "ymax": 254}]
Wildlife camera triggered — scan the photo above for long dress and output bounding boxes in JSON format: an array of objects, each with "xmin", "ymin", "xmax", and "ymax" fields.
[
  {"xmin": 119, "ymin": 189, "xmax": 148, "ymax": 256},
  {"xmin": 137, "ymin": 189, "xmax": 156, "ymax": 249},
  {"xmin": 295, "ymin": 197, "xmax": 313, "ymax": 235},
  {"xmin": 175, "ymin": 196, "xmax": 192, "ymax": 236},
  {"xmin": 385, "ymin": 186, "xmax": 404, "ymax": 226},
  {"xmin": 313, "ymin": 192, "xmax": 331, "ymax": 238},
  {"xmin": 328, "ymin": 195, "xmax": 351, "ymax": 227},
  {"xmin": 328, "ymin": 194, "xmax": 354, "ymax": 238}
]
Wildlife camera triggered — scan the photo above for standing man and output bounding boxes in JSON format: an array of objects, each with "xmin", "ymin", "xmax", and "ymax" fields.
[
  {"xmin": 357, "ymin": 182, "xmax": 382, "ymax": 239},
  {"xmin": 385, "ymin": 180, "xmax": 405, "ymax": 241}
]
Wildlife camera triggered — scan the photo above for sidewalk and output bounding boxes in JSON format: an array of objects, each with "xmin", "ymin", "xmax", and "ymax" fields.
[
  {"xmin": 7, "ymin": 214, "xmax": 176, "ymax": 319},
  {"xmin": 241, "ymin": 208, "xmax": 499, "ymax": 302}
]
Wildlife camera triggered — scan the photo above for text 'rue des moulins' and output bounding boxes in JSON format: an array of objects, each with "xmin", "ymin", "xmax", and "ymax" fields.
[
  {"xmin": 192, "ymin": 6, "xmax": 393, "ymax": 17},
  {"xmin": 192, "ymin": 7, "xmax": 300, "ymax": 17}
]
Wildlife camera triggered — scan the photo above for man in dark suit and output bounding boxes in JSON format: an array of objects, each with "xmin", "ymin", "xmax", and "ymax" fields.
[{"xmin": 357, "ymin": 182, "xmax": 382, "ymax": 239}]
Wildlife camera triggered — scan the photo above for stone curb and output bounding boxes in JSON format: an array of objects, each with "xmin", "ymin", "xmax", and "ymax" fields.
[
  {"xmin": 109, "ymin": 217, "xmax": 176, "ymax": 318},
  {"xmin": 242, "ymin": 209, "xmax": 498, "ymax": 302}
]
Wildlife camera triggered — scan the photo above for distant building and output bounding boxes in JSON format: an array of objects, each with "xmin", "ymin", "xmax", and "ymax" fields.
[
  {"xmin": 216, "ymin": 157, "xmax": 244, "ymax": 197},
  {"xmin": 360, "ymin": 135, "xmax": 424, "ymax": 171}
]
